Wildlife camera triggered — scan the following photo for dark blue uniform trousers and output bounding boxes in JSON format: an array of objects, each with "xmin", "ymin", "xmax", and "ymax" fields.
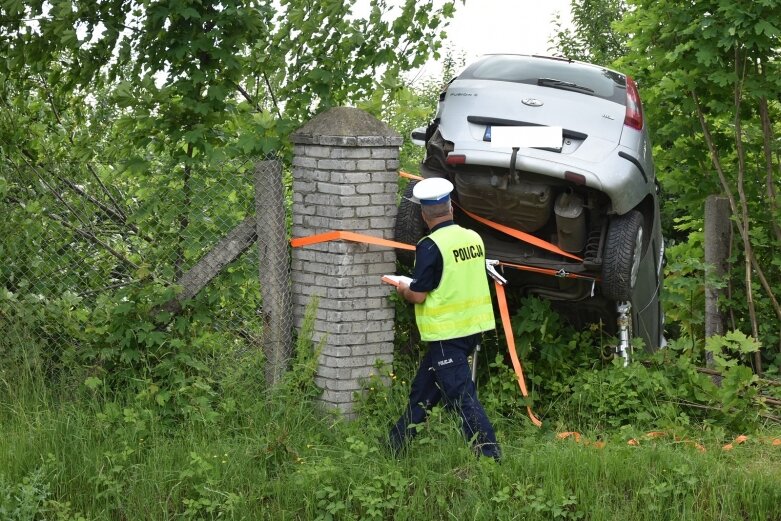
[{"xmin": 389, "ymin": 338, "xmax": 500, "ymax": 459}]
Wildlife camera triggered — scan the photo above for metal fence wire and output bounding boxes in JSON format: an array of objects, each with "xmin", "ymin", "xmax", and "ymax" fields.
[{"xmin": 0, "ymin": 152, "xmax": 292, "ymax": 383}]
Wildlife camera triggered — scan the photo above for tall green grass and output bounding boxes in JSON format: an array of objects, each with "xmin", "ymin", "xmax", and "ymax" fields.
[
  {"xmin": 2, "ymin": 337, "xmax": 781, "ymax": 520},
  {"xmin": 2, "ymin": 302, "xmax": 781, "ymax": 520}
]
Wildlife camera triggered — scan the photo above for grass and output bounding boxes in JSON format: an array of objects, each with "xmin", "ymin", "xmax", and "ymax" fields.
[{"xmin": 2, "ymin": 347, "xmax": 781, "ymax": 521}]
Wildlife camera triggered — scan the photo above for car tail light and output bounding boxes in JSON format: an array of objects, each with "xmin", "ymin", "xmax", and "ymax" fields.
[
  {"xmin": 624, "ymin": 76, "xmax": 643, "ymax": 130},
  {"xmin": 445, "ymin": 154, "xmax": 466, "ymax": 165}
]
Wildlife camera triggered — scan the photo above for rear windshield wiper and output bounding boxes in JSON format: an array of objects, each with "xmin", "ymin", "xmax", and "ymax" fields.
[{"xmin": 537, "ymin": 78, "xmax": 595, "ymax": 95}]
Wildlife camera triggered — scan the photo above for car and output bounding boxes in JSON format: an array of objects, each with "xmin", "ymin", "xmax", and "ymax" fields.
[{"xmin": 396, "ymin": 54, "xmax": 665, "ymax": 357}]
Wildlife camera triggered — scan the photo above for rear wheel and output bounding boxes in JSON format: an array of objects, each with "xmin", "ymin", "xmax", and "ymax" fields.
[
  {"xmin": 394, "ymin": 181, "xmax": 426, "ymax": 267},
  {"xmin": 601, "ymin": 210, "xmax": 643, "ymax": 301}
]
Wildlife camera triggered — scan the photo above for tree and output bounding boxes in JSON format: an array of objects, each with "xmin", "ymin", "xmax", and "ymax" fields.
[
  {"xmin": 3, "ymin": 0, "xmax": 457, "ymax": 271},
  {"xmin": 549, "ymin": 0, "xmax": 628, "ymax": 65},
  {"xmin": 0, "ymin": 0, "xmax": 458, "ymax": 285},
  {"xmin": 617, "ymin": 0, "xmax": 781, "ymax": 370},
  {"xmin": 0, "ymin": 0, "xmax": 459, "ymax": 391}
]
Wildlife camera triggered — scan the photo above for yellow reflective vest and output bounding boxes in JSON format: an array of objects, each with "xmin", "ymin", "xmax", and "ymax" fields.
[{"xmin": 415, "ymin": 224, "xmax": 495, "ymax": 341}]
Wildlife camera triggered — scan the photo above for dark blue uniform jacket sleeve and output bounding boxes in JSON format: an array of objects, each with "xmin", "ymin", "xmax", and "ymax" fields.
[{"xmin": 409, "ymin": 221, "xmax": 453, "ymax": 292}]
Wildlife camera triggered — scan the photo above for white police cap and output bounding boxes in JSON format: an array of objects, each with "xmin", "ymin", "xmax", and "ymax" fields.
[{"xmin": 411, "ymin": 177, "xmax": 454, "ymax": 205}]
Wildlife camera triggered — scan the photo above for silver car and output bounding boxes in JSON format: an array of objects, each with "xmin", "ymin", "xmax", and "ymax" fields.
[{"xmin": 396, "ymin": 54, "xmax": 665, "ymax": 354}]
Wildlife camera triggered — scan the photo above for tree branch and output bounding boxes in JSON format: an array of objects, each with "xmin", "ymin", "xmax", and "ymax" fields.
[
  {"xmin": 235, "ymin": 82, "xmax": 260, "ymax": 111},
  {"xmin": 53, "ymin": 170, "xmax": 151, "ymax": 242},
  {"xmin": 731, "ymin": 47, "xmax": 761, "ymax": 374},
  {"xmin": 758, "ymin": 92, "xmax": 781, "ymax": 246},
  {"xmin": 44, "ymin": 83, "xmax": 128, "ymax": 222},
  {"xmin": 5, "ymin": 196, "xmax": 139, "ymax": 271},
  {"xmin": 49, "ymin": 212, "xmax": 138, "ymax": 270},
  {"xmin": 20, "ymin": 144, "xmax": 151, "ymax": 243},
  {"xmin": 18, "ymin": 151, "xmax": 94, "ymax": 231},
  {"xmin": 263, "ymin": 72, "xmax": 282, "ymax": 119}
]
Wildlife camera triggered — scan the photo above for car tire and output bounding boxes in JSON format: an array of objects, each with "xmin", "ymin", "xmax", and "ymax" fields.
[
  {"xmin": 394, "ymin": 181, "xmax": 426, "ymax": 267},
  {"xmin": 601, "ymin": 210, "xmax": 644, "ymax": 301}
]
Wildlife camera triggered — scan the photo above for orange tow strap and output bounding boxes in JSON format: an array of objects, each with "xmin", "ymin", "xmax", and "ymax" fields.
[
  {"xmin": 457, "ymin": 205, "xmax": 582, "ymax": 262},
  {"xmin": 400, "ymin": 171, "xmax": 582, "ymax": 262},
  {"xmin": 494, "ymin": 280, "xmax": 543, "ymax": 427},
  {"xmin": 290, "ymin": 229, "xmax": 542, "ymax": 428},
  {"xmin": 290, "ymin": 230, "xmax": 415, "ymax": 251},
  {"xmin": 498, "ymin": 260, "xmax": 599, "ymax": 282},
  {"xmin": 399, "ymin": 171, "xmax": 423, "ymax": 181}
]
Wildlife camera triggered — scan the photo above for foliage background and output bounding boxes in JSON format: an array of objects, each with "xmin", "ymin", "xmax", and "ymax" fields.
[
  {"xmin": 1, "ymin": 0, "xmax": 781, "ymax": 518},
  {"xmin": 0, "ymin": 0, "xmax": 459, "ymax": 397}
]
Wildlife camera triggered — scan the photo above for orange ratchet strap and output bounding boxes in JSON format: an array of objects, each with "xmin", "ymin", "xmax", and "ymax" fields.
[
  {"xmin": 498, "ymin": 261, "xmax": 599, "ymax": 282},
  {"xmin": 290, "ymin": 230, "xmax": 415, "ymax": 251},
  {"xmin": 290, "ymin": 229, "xmax": 543, "ymax": 428},
  {"xmin": 494, "ymin": 280, "xmax": 543, "ymax": 427},
  {"xmin": 290, "ymin": 172, "xmax": 544, "ymax": 427},
  {"xmin": 399, "ymin": 172, "xmax": 582, "ymax": 262},
  {"xmin": 457, "ymin": 205, "xmax": 582, "ymax": 262},
  {"xmin": 399, "ymin": 171, "xmax": 423, "ymax": 181}
]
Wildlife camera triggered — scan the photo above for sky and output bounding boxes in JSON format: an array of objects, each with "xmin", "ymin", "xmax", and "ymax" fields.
[{"xmin": 407, "ymin": 0, "xmax": 573, "ymax": 82}]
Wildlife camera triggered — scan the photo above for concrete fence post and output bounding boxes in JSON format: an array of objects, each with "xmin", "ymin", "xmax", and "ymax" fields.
[
  {"xmin": 255, "ymin": 158, "xmax": 293, "ymax": 386},
  {"xmin": 290, "ymin": 107, "xmax": 402, "ymax": 416}
]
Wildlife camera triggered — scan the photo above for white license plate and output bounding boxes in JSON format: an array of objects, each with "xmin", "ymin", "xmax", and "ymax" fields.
[{"xmin": 484, "ymin": 126, "xmax": 563, "ymax": 149}]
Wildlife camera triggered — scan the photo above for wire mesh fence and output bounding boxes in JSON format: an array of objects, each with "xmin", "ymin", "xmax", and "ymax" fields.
[{"xmin": 0, "ymin": 151, "xmax": 292, "ymax": 382}]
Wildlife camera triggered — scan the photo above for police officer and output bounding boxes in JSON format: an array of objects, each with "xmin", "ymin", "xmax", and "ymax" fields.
[{"xmin": 389, "ymin": 177, "xmax": 500, "ymax": 460}]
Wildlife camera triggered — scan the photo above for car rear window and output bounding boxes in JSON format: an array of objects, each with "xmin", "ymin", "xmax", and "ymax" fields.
[{"xmin": 458, "ymin": 55, "xmax": 627, "ymax": 105}]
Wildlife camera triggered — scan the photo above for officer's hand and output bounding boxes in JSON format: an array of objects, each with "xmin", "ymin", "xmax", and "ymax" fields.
[{"xmin": 397, "ymin": 282, "xmax": 427, "ymax": 304}]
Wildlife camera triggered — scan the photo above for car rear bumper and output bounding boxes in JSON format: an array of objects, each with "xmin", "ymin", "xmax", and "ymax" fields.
[{"xmin": 443, "ymin": 143, "xmax": 653, "ymax": 215}]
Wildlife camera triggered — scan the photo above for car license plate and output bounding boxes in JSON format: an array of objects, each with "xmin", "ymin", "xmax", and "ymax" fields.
[{"xmin": 484, "ymin": 125, "xmax": 563, "ymax": 150}]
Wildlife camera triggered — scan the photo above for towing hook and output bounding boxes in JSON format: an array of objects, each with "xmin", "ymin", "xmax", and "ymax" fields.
[
  {"xmin": 509, "ymin": 147, "xmax": 520, "ymax": 183},
  {"xmin": 485, "ymin": 259, "xmax": 507, "ymax": 285}
]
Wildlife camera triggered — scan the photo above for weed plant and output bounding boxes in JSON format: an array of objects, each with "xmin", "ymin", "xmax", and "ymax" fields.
[{"xmin": 2, "ymin": 298, "xmax": 781, "ymax": 519}]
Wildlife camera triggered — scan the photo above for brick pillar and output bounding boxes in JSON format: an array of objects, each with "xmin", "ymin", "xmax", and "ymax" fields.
[{"xmin": 290, "ymin": 107, "xmax": 402, "ymax": 416}]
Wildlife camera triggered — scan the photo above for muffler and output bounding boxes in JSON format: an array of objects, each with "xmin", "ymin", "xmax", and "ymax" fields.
[{"xmin": 554, "ymin": 191, "xmax": 586, "ymax": 253}]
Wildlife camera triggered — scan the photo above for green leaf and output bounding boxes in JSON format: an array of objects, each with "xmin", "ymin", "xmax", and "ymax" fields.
[
  {"xmin": 5, "ymin": 0, "xmax": 24, "ymax": 16},
  {"xmin": 253, "ymin": 110, "xmax": 276, "ymax": 130},
  {"xmin": 60, "ymin": 29, "xmax": 78, "ymax": 46},
  {"xmin": 180, "ymin": 7, "xmax": 201, "ymax": 20},
  {"xmin": 723, "ymin": 330, "xmax": 761, "ymax": 353},
  {"xmin": 84, "ymin": 376, "xmax": 103, "ymax": 390},
  {"xmin": 754, "ymin": 20, "xmax": 779, "ymax": 37},
  {"xmin": 134, "ymin": 264, "xmax": 152, "ymax": 280},
  {"xmin": 237, "ymin": 134, "xmax": 258, "ymax": 154},
  {"xmin": 155, "ymin": 390, "xmax": 171, "ymax": 406},
  {"xmin": 695, "ymin": 46, "xmax": 717, "ymax": 66}
]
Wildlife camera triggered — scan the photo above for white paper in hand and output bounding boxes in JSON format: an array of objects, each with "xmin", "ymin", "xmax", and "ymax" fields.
[{"xmin": 381, "ymin": 275, "xmax": 413, "ymax": 287}]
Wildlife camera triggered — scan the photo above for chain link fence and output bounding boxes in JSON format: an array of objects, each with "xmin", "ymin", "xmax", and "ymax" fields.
[{"xmin": 0, "ymin": 152, "xmax": 292, "ymax": 383}]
